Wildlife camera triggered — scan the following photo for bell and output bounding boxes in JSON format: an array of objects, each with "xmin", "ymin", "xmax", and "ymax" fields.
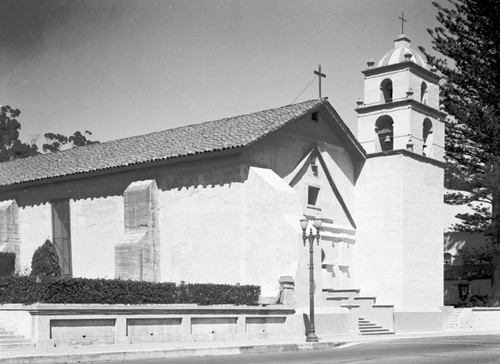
[{"xmin": 384, "ymin": 135, "xmax": 392, "ymax": 144}]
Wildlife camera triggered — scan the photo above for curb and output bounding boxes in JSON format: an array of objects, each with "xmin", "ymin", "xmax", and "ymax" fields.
[{"xmin": 0, "ymin": 341, "xmax": 348, "ymax": 364}]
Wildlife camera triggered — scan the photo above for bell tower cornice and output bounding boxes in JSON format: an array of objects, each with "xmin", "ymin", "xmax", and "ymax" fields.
[
  {"xmin": 356, "ymin": 98, "xmax": 446, "ymax": 121},
  {"xmin": 362, "ymin": 62, "xmax": 440, "ymax": 84}
]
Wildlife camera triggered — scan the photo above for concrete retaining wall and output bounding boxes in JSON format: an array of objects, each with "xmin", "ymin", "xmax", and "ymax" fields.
[
  {"xmin": 462, "ymin": 308, "xmax": 500, "ymax": 330},
  {"xmin": 0, "ymin": 304, "xmax": 299, "ymax": 348}
]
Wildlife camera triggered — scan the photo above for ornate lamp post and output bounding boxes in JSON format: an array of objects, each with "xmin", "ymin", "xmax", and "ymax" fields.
[{"xmin": 300, "ymin": 216, "xmax": 323, "ymax": 342}]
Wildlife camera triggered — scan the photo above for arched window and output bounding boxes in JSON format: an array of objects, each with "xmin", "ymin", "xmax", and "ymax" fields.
[
  {"xmin": 375, "ymin": 115, "xmax": 394, "ymax": 152},
  {"xmin": 421, "ymin": 82, "xmax": 428, "ymax": 104},
  {"xmin": 422, "ymin": 118, "xmax": 433, "ymax": 156},
  {"xmin": 380, "ymin": 79, "xmax": 393, "ymax": 103}
]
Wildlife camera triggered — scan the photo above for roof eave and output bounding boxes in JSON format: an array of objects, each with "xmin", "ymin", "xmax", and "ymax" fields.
[
  {"xmin": 0, "ymin": 147, "xmax": 244, "ymax": 192},
  {"xmin": 323, "ymin": 103, "xmax": 366, "ymax": 161}
]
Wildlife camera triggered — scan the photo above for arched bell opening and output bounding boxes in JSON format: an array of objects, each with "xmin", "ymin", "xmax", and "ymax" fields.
[
  {"xmin": 422, "ymin": 118, "xmax": 433, "ymax": 156},
  {"xmin": 380, "ymin": 78, "xmax": 393, "ymax": 103},
  {"xmin": 421, "ymin": 82, "xmax": 428, "ymax": 104},
  {"xmin": 375, "ymin": 115, "xmax": 394, "ymax": 152}
]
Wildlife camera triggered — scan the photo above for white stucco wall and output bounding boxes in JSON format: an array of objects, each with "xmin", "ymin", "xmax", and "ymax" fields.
[
  {"xmin": 18, "ymin": 203, "xmax": 52, "ymax": 272},
  {"xmin": 241, "ymin": 167, "xmax": 303, "ymax": 296},
  {"xmin": 71, "ymin": 196, "xmax": 123, "ymax": 278},
  {"xmin": 159, "ymin": 170, "xmax": 245, "ymax": 286},
  {"xmin": 159, "ymin": 165, "xmax": 303, "ymax": 297},
  {"xmin": 355, "ymin": 152, "xmax": 444, "ymax": 309},
  {"xmin": 355, "ymin": 155, "xmax": 404, "ymax": 306},
  {"xmin": 401, "ymin": 156, "xmax": 444, "ymax": 309}
]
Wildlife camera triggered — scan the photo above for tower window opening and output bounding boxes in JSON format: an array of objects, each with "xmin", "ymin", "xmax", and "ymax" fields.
[
  {"xmin": 422, "ymin": 118, "xmax": 433, "ymax": 156},
  {"xmin": 307, "ymin": 186, "xmax": 320, "ymax": 206},
  {"xmin": 421, "ymin": 82, "xmax": 428, "ymax": 104},
  {"xmin": 380, "ymin": 79, "xmax": 393, "ymax": 103},
  {"xmin": 375, "ymin": 116, "xmax": 394, "ymax": 152}
]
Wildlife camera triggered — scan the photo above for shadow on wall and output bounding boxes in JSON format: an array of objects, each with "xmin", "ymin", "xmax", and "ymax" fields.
[{"xmin": 2, "ymin": 156, "xmax": 251, "ymax": 209}]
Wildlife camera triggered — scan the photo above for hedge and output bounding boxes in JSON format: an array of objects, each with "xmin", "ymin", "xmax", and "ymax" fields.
[{"xmin": 0, "ymin": 276, "xmax": 260, "ymax": 306}]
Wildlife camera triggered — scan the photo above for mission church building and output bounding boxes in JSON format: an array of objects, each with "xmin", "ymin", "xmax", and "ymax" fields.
[{"xmin": 0, "ymin": 34, "xmax": 445, "ymax": 334}]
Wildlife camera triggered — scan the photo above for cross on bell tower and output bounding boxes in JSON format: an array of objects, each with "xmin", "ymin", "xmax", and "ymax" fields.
[{"xmin": 398, "ymin": 12, "xmax": 407, "ymax": 34}]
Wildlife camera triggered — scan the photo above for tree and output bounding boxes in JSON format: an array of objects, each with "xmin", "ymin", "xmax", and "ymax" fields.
[
  {"xmin": 0, "ymin": 106, "xmax": 38, "ymax": 162},
  {"xmin": 419, "ymin": 0, "xmax": 500, "ymax": 305},
  {"xmin": 0, "ymin": 104, "xmax": 99, "ymax": 160},
  {"xmin": 30, "ymin": 239, "xmax": 61, "ymax": 277},
  {"xmin": 43, "ymin": 130, "xmax": 98, "ymax": 152},
  {"xmin": 455, "ymin": 244, "xmax": 494, "ymax": 281}
]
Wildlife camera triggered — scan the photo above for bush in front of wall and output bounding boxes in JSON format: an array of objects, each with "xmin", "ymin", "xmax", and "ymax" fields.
[
  {"xmin": 180, "ymin": 283, "xmax": 262, "ymax": 306},
  {"xmin": 0, "ymin": 276, "xmax": 41, "ymax": 304},
  {"xmin": 30, "ymin": 240, "xmax": 61, "ymax": 278},
  {"xmin": 0, "ymin": 252, "xmax": 16, "ymax": 276},
  {"xmin": 0, "ymin": 276, "xmax": 261, "ymax": 306}
]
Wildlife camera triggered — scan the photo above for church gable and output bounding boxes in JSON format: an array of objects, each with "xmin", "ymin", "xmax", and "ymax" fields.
[{"xmin": 287, "ymin": 146, "xmax": 356, "ymax": 230}]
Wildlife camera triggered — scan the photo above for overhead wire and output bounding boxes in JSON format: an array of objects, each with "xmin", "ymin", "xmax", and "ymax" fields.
[{"xmin": 290, "ymin": 75, "xmax": 317, "ymax": 104}]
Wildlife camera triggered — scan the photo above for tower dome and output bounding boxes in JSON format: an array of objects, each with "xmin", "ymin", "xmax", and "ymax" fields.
[{"xmin": 377, "ymin": 34, "xmax": 428, "ymax": 69}]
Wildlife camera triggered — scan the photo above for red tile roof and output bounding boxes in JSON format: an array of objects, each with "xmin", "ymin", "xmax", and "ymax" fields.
[{"xmin": 0, "ymin": 98, "xmax": 328, "ymax": 187}]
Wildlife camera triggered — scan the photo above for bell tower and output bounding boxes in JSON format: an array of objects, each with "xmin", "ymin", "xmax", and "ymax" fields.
[
  {"xmin": 354, "ymin": 34, "xmax": 446, "ymax": 317},
  {"xmin": 356, "ymin": 34, "xmax": 444, "ymax": 161}
]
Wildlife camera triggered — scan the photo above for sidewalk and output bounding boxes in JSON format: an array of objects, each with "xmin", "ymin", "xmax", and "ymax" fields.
[{"xmin": 1, "ymin": 329, "xmax": 499, "ymax": 364}]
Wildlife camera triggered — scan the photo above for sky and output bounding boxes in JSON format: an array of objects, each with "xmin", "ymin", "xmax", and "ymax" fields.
[{"xmin": 0, "ymin": 0, "xmax": 443, "ymax": 144}]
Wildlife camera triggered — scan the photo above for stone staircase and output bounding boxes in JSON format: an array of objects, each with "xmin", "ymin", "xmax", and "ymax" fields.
[
  {"xmin": 322, "ymin": 288, "xmax": 395, "ymax": 335},
  {"xmin": 0, "ymin": 326, "xmax": 35, "ymax": 350},
  {"xmin": 444, "ymin": 308, "xmax": 466, "ymax": 330},
  {"xmin": 358, "ymin": 317, "xmax": 393, "ymax": 335}
]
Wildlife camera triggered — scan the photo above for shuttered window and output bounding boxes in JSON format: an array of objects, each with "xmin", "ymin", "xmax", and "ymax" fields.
[{"xmin": 52, "ymin": 200, "xmax": 72, "ymax": 276}]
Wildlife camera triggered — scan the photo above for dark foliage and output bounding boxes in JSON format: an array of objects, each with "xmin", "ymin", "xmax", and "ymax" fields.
[
  {"xmin": 445, "ymin": 244, "xmax": 494, "ymax": 281},
  {"xmin": 30, "ymin": 240, "xmax": 61, "ymax": 278},
  {"xmin": 420, "ymin": 0, "xmax": 500, "ymax": 305},
  {"xmin": 0, "ymin": 276, "xmax": 261, "ymax": 306},
  {"xmin": 43, "ymin": 130, "xmax": 99, "ymax": 152},
  {"xmin": 0, "ymin": 106, "xmax": 38, "ymax": 162},
  {"xmin": 456, "ymin": 294, "xmax": 490, "ymax": 308},
  {"xmin": 0, "ymin": 252, "xmax": 16, "ymax": 276}
]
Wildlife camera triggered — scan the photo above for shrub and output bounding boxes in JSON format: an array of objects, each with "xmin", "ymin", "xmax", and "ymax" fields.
[
  {"xmin": 456, "ymin": 294, "xmax": 490, "ymax": 308},
  {"xmin": 0, "ymin": 252, "xmax": 16, "ymax": 276},
  {"xmin": 0, "ymin": 276, "xmax": 41, "ymax": 304},
  {"xmin": 30, "ymin": 240, "xmax": 61, "ymax": 277},
  {"xmin": 0, "ymin": 276, "xmax": 261, "ymax": 306}
]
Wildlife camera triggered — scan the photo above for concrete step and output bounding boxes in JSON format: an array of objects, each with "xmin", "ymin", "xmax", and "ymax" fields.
[
  {"xmin": 0, "ymin": 335, "xmax": 25, "ymax": 341},
  {"xmin": 0, "ymin": 331, "xmax": 15, "ymax": 336},
  {"xmin": 361, "ymin": 330, "xmax": 395, "ymax": 336},
  {"xmin": 325, "ymin": 296, "xmax": 350, "ymax": 307},
  {"xmin": 445, "ymin": 308, "xmax": 466, "ymax": 329},
  {"xmin": 322, "ymin": 289, "xmax": 360, "ymax": 300},
  {"xmin": 0, "ymin": 338, "xmax": 33, "ymax": 344},
  {"xmin": 0, "ymin": 342, "xmax": 36, "ymax": 350},
  {"xmin": 359, "ymin": 323, "xmax": 379, "ymax": 328},
  {"xmin": 358, "ymin": 317, "xmax": 393, "ymax": 336},
  {"xmin": 359, "ymin": 326, "xmax": 389, "ymax": 334}
]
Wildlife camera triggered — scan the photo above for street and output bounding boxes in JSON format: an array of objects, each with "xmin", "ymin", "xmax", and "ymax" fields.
[{"xmin": 102, "ymin": 335, "xmax": 500, "ymax": 364}]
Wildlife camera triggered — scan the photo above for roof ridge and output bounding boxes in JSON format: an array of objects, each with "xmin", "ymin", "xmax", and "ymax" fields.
[
  {"xmin": 0, "ymin": 98, "xmax": 328, "ymax": 186},
  {"xmin": 33, "ymin": 98, "xmax": 327, "ymax": 156}
]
